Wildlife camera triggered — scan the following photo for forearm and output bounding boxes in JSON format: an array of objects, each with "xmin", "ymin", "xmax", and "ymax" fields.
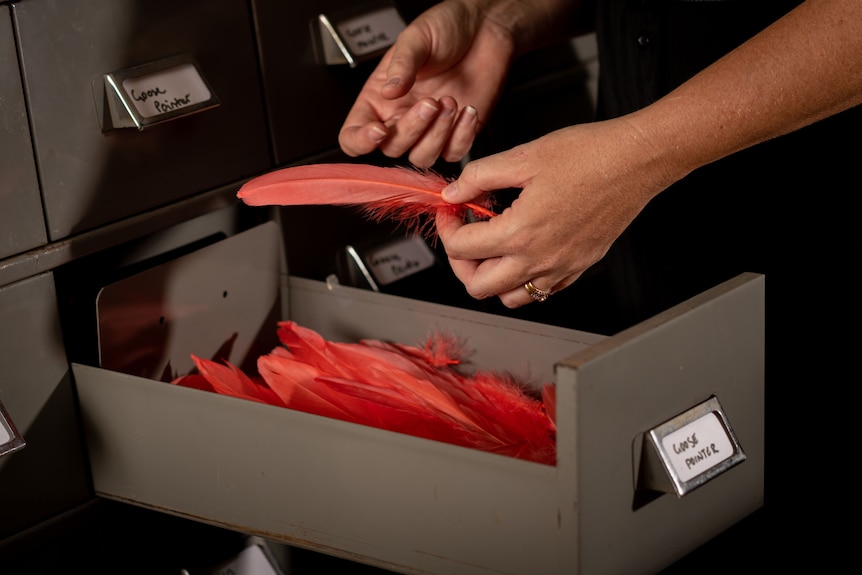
[{"xmin": 630, "ymin": 0, "xmax": 862, "ymax": 187}]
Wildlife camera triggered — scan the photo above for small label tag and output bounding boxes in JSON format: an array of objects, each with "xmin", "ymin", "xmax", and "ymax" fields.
[
  {"xmin": 366, "ymin": 237, "xmax": 436, "ymax": 285},
  {"xmin": 122, "ymin": 63, "xmax": 212, "ymax": 119},
  {"xmin": 336, "ymin": 7, "xmax": 403, "ymax": 58},
  {"xmin": 661, "ymin": 412, "xmax": 734, "ymax": 483},
  {"xmin": 642, "ymin": 396, "xmax": 745, "ymax": 496},
  {"xmin": 100, "ymin": 54, "xmax": 220, "ymax": 130}
]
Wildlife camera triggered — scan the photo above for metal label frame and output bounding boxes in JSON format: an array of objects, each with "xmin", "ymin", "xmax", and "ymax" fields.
[
  {"xmin": 643, "ymin": 395, "xmax": 746, "ymax": 497},
  {"xmin": 100, "ymin": 53, "xmax": 220, "ymax": 130},
  {"xmin": 0, "ymin": 399, "xmax": 25, "ymax": 458}
]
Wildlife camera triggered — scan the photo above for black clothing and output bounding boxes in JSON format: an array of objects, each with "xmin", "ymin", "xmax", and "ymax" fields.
[
  {"xmin": 595, "ymin": 0, "xmax": 804, "ymax": 327},
  {"xmin": 592, "ymin": 0, "xmax": 853, "ymax": 569}
]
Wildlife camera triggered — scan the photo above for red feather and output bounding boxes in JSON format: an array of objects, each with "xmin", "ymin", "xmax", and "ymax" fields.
[
  {"xmin": 237, "ymin": 163, "xmax": 496, "ymax": 236},
  {"xmin": 174, "ymin": 321, "xmax": 556, "ymax": 465}
]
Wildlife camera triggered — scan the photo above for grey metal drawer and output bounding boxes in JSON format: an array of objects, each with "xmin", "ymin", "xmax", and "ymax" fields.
[
  {"xmin": 0, "ymin": 6, "xmax": 46, "ymax": 260},
  {"xmin": 14, "ymin": 0, "xmax": 271, "ymax": 241},
  {"xmin": 0, "ymin": 272, "xmax": 90, "ymax": 539},
  {"xmin": 72, "ymin": 220, "xmax": 765, "ymax": 575}
]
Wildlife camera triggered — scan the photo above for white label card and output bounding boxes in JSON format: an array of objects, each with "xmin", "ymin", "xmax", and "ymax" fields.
[
  {"xmin": 122, "ymin": 63, "xmax": 212, "ymax": 119},
  {"xmin": 660, "ymin": 412, "xmax": 734, "ymax": 482},
  {"xmin": 366, "ymin": 237, "xmax": 435, "ymax": 285},
  {"xmin": 336, "ymin": 7, "xmax": 403, "ymax": 57}
]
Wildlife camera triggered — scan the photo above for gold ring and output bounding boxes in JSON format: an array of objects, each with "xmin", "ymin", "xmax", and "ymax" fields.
[{"xmin": 524, "ymin": 281, "xmax": 552, "ymax": 302}]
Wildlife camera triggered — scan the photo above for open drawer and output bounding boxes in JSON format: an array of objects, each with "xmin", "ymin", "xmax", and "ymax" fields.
[{"xmin": 72, "ymin": 220, "xmax": 764, "ymax": 575}]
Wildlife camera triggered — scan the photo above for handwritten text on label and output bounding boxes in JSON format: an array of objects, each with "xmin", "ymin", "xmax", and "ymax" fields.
[
  {"xmin": 123, "ymin": 63, "xmax": 211, "ymax": 119},
  {"xmin": 661, "ymin": 412, "xmax": 734, "ymax": 482}
]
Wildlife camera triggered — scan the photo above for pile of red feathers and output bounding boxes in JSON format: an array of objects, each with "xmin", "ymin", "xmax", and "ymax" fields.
[{"xmin": 172, "ymin": 321, "xmax": 557, "ymax": 465}]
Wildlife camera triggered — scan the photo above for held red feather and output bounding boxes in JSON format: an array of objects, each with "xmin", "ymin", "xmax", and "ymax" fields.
[{"xmin": 237, "ymin": 163, "xmax": 496, "ymax": 234}]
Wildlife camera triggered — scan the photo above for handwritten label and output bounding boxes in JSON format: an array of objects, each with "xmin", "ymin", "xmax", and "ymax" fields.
[
  {"xmin": 367, "ymin": 237, "xmax": 435, "ymax": 285},
  {"xmin": 661, "ymin": 412, "xmax": 734, "ymax": 482},
  {"xmin": 122, "ymin": 63, "xmax": 211, "ymax": 119},
  {"xmin": 336, "ymin": 7, "xmax": 403, "ymax": 57}
]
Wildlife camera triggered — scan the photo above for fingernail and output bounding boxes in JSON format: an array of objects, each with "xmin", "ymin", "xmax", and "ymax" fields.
[
  {"xmin": 419, "ymin": 101, "xmax": 439, "ymax": 120},
  {"xmin": 441, "ymin": 100, "xmax": 457, "ymax": 118},
  {"xmin": 441, "ymin": 182, "xmax": 457, "ymax": 201},
  {"xmin": 384, "ymin": 76, "xmax": 402, "ymax": 89},
  {"xmin": 369, "ymin": 126, "xmax": 387, "ymax": 143},
  {"xmin": 456, "ymin": 105, "xmax": 478, "ymax": 128}
]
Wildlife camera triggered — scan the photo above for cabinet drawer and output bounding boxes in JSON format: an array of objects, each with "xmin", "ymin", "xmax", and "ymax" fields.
[
  {"xmin": 14, "ymin": 0, "xmax": 271, "ymax": 241},
  {"xmin": 73, "ymin": 221, "xmax": 765, "ymax": 574},
  {"xmin": 0, "ymin": 6, "xmax": 46, "ymax": 260},
  {"xmin": 0, "ymin": 272, "xmax": 90, "ymax": 539}
]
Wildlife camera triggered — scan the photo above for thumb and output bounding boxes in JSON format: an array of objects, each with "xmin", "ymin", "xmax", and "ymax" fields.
[
  {"xmin": 442, "ymin": 151, "xmax": 526, "ymax": 204},
  {"xmin": 381, "ymin": 28, "xmax": 428, "ymax": 99}
]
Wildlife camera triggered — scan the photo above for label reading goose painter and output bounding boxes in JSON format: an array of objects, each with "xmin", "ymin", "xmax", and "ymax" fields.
[
  {"xmin": 661, "ymin": 411, "xmax": 734, "ymax": 483},
  {"xmin": 122, "ymin": 63, "xmax": 212, "ymax": 119}
]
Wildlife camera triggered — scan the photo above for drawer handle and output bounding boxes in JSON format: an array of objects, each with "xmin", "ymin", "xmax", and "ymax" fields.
[{"xmin": 97, "ymin": 53, "xmax": 220, "ymax": 131}]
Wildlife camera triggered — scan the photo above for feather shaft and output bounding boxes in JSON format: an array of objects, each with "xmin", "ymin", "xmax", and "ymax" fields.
[{"xmin": 237, "ymin": 163, "xmax": 497, "ymax": 224}]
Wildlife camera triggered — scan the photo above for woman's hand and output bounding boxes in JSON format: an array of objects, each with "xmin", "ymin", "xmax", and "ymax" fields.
[{"xmin": 436, "ymin": 118, "xmax": 674, "ymax": 307}]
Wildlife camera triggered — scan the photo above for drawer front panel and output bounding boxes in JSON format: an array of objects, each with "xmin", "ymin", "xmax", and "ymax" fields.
[
  {"xmin": 0, "ymin": 6, "xmax": 46, "ymax": 260},
  {"xmin": 0, "ymin": 273, "xmax": 90, "ymax": 539},
  {"xmin": 14, "ymin": 0, "xmax": 271, "ymax": 241}
]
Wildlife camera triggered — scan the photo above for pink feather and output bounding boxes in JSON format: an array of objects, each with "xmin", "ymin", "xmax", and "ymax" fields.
[{"xmin": 237, "ymin": 163, "xmax": 496, "ymax": 236}]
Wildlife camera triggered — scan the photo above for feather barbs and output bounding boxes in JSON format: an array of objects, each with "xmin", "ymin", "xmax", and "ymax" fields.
[
  {"xmin": 173, "ymin": 320, "xmax": 556, "ymax": 465},
  {"xmin": 237, "ymin": 163, "xmax": 497, "ymax": 236}
]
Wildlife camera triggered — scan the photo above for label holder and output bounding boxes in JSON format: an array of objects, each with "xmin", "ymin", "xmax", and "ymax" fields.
[
  {"xmin": 640, "ymin": 396, "xmax": 746, "ymax": 497},
  {"xmin": 0, "ymin": 399, "xmax": 25, "ymax": 458},
  {"xmin": 97, "ymin": 53, "xmax": 220, "ymax": 131},
  {"xmin": 313, "ymin": 2, "xmax": 405, "ymax": 67}
]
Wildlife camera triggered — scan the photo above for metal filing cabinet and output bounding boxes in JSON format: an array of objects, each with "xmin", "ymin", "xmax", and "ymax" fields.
[
  {"xmin": 0, "ymin": 272, "xmax": 90, "ymax": 540},
  {"xmin": 71, "ymin": 216, "xmax": 765, "ymax": 575},
  {"xmin": 0, "ymin": 1, "xmax": 765, "ymax": 572},
  {"xmin": 0, "ymin": 5, "xmax": 47, "ymax": 260},
  {"xmin": 13, "ymin": 0, "xmax": 271, "ymax": 241},
  {"xmin": 0, "ymin": 3, "xmax": 89, "ymax": 548}
]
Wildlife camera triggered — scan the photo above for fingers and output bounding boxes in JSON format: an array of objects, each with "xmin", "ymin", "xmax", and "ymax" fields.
[
  {"xmin": 338, "ymin": 122, "xmax": 389, "ymax": 157},
  {"xmin": 442, "ymin": 149, "xmax": 528, "ymax": 204},
  {"xmin": 407, "ymin": 97, "xmax": 458, "ymax": 168},
  {"xmin": 381, "ymin": 98, "xmax": 480, "ymax": 168},
  {"xmin": 437, "ymin": 207, "xmax": 575, "ymax": 308},
  {"xmin": 381, "ymin": 37, "xmax": 424, "ymax": 101},
  {"xmin": 497, "ymin": 278, "xmax": 558, "ymax": 309},
  {"xmin": 437, "ymin": 209, "xmax": 514, "ymax": 300},
  {"xmin": 441, "ymin": 105, "xmax": 480, "ymax": 162}
]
